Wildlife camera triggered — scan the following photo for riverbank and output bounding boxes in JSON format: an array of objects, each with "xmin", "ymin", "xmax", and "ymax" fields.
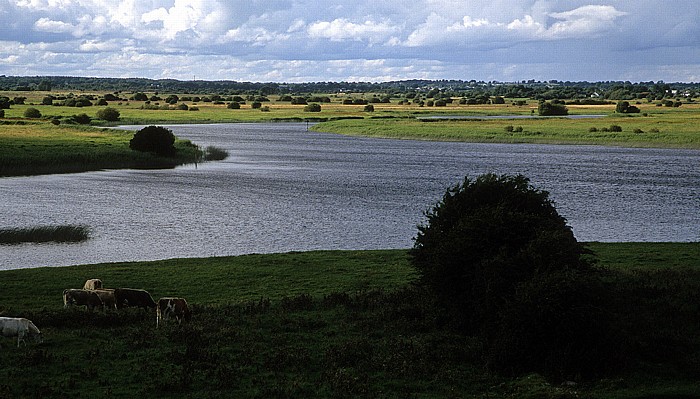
[
  {"xmin": 1, "ymin": 243, "xmax": 699, "ymax": 397},
  {"xmin": 0, "ymin": 122, "xmax": 201, "ymax": 177}
]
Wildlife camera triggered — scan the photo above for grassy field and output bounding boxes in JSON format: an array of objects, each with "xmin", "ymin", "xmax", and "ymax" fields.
[{"xmin": 1, "ymin": 243, "xmax": 699, "ymax": 398}]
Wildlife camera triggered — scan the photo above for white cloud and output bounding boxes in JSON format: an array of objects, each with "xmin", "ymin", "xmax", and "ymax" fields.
[
  {"xmin": 308, "ymin": 18, "xmax": 399, "ymax": 43},
  {"xmin": 0, "ymin": 1, "xmax": 698, "ymax": 82}
]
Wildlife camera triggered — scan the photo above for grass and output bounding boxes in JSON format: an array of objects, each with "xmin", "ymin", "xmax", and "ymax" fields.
[
  {"xmin": 0, "ymin": 243, "xmax": 699, "ymax": 398},
  {"xmin": 0, "ymin": 225, "xmax": 90, "ymax": 245},
  {"xmin": 0, "ymin": 122, "xmax": 202, "ymax": 176},
  {"xmin": 313, "ymin": 105, "xmax": 700, "ymax": 148}
]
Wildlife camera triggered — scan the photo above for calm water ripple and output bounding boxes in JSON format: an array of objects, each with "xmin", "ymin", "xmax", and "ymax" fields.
[{"xmin": 1, "ymin": 123, "xmax": 698, "ymax": 269}]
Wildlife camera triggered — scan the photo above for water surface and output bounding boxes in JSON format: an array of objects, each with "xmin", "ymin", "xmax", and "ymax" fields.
[{"xmin": 1, "ymin": 123, "xmax": 698, "ymax": 270}]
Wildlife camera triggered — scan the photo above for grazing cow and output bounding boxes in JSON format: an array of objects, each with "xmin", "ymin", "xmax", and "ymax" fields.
[
  {"xmin": 0, "ymin": 317, "xmax": 43, "ymax": 348},
  {"xmin": 63, "ymin": 289, "xmax": 104, "ymax": 312},
  {"xmin": 93, "ymin": 289, "xmax": 117, "ymax": 311},
  {"xmin": 83, "ymin": 279, "xmax": 103, "ymax": 290},
  {"xmin": 156, "ymin": 297, "xmax": 192, "ymax": 327},
  {"xmin": 114, "ymin": 288, "xmax": 156, "ymax": 310}
]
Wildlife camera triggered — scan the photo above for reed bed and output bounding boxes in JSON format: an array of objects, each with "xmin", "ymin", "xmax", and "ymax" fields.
[{"xmin": 0, "ymin": 225, "xmax": 90, "ymax": 244}]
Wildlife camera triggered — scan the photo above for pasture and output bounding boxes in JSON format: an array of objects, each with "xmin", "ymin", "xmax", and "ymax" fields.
[{"xmin": 1, "ymin": 244, "xmax": 699, "ymax": 398}]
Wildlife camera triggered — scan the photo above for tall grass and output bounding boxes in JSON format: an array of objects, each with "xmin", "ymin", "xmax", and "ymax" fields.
[{"xmin": 0, "ymin": 225, "xmax": 90, "ymax": 244}]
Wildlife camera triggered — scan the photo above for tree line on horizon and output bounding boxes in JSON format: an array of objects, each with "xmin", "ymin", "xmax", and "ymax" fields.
[{"xmin": 1, "ymin": 75, "xmax": 698, "ymax": 102}]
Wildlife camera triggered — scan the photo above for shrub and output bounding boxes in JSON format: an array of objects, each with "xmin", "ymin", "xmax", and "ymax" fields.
[
  {"xmin": 363, "ymin": 104, "xmax": 374, "ymax": 112},
  {"xmin": 227, "ymin": 102, "xmax": 240, "ymax": 109},
  {"xmin": 504, "ymin": 125, "xmax": 514, "ymax": 132},
  {"xmin": 410, "ymin": 174, "xmax": 611, "ymax": 378},
  {"xmin": 615, "ymin": 101, "xmax": 640, "ymax": 114},
  {"xmin": 304, "ymin": 103, "xmax": 322, "ymax": 112},
  {"xmin": 538, "ymin": 101, "xmax": 568, "ymax": 116},
  {"xmin": 589, "ymin": 127, "xmax": 598, "ymax": 132},
  {"xmin": 24, "ymin": 107, "xmax": 41, "ymax": 118},
  {"xmin": 42, "ymin": 96, "xmax": 53, "ymax": 105},
  {"xmin": 176, "ymin": 103, "xmax": 189, "ymax": 111},
  {"xmin": 72, "ymin": 113, "xmax": 92, "ymax": 125},
  {"xmin": 129, "ymin": 125, "xmax": 176, "ymax": 156},
  {"xmin": 609, "ymin": 125, "xmax": 623, "ymax": 132},
  {"xmin": 0, "ymin": 109, "xmax": 4, "ymax": 118},
  {"xmin": 251, "ymin": 102, "xmax": 262, "ymax": 109},
  {"xmin": 96, "ymin": 107, "xmax": 120, "ymax": 121}
]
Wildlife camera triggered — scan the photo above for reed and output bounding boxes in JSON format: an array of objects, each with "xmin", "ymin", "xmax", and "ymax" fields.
[
  {"xmin": 202, "ymin": 145, "xmax": 229, "ymax": 161},
  {"xmin": 0, "ymin": 225, "xmax": 90, "ymax": 244}
]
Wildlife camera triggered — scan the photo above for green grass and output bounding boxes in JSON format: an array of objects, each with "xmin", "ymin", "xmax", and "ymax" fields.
[
  {"xmin": 0, "ymin": 122, "xmax": 202, "ymax": 176},
  {"xmin": 1, "ymin": 243, "xmax": 699, "ymax": 398},
  {"xmin": 313, "ymin": 110, "xmax": 700, "ymax": 148},
  {"xmin": 0, "ymin": 225, "xmax": 90, "ymax": 245}
]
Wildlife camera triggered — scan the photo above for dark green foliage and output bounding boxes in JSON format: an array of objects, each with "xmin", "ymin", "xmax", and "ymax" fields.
[
  {"xmin": 0, "ymin": 109, "xmax": 4, "ymax": 118},
  {"xmin": 304, "ymin": 103, "xmax": 322, "ymax": 112},
  {"xmin": 492, "ymin": 96, "xmax": 506, "ymax": 104},
  {"xmin": 129, "ymin": 125, "xmax": 176, "ymax": 156},
  {"xmin": 410, "ymin": 174, "xmax": 610, "ymax": 379},
  {"xmin": 130, "ymin": 92, "xmax": 148, "ymax": 101},
  {"xmin": 71, "ymin": 113, "xmax": 92, "ymax": 125},
  {"xmin": 0, "ymin": 97, "xmax": 9, "ymax": 109},
  {"xmin": 538, "ymin": 100, "xmax": 568, "ymax": 116},
  {"xmin": 42, "ymin": 96, "xmax": 53, "ymax": 105},
  {"xmin": 0, "ymin": 225, "xmax": 90, "ymax": 244},
  {"xmin": 363, "ymin": 104, "xmax": 374, "ymax": 112},
  {"xmin": 95, "ymin": 107, "xmax": 120, "ymax": 121},
  {"xmin": 23, "ymin": 107, "xmax": 41, "ymax": 118},
  {"xmin": 227, "ymin": 101, "xmax": 240, "ymax": 109},
  {"xmin": 251, "ymin": 101, "xmax": 262, "ymax": 109},
  {"xmin": 610, "ymin": 124, "xmax": 623, "ymax": 132},
  {"xmin": 616, "ymin": 101, "xmax": 641, "ymax": 113}
]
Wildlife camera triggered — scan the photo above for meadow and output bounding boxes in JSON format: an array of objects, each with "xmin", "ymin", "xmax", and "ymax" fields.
[{"xmin": 0, "ymin": 243, "xmax": 699, "ymax": 398}]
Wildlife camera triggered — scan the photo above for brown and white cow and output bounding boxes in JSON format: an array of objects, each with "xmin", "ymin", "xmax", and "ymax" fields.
[
  {"xmin": 114, "ymin": 288, "xmax": 157, "ymax": 310},
  {"xmin": 0, "ymin": 317, "xmax": 43, "ymax": 348},
  {"xmin": 83, "ymin": 279, "xmax": 103, "ymax": 290},
  {"xmin": 156, "ymin": 297, "xmax": 192, "ymax": 327},
  {"xmin": 92, "ymin": 289, "xmax": 117, "ymax": 311},
  {"xmin": 63, "ymin": 289, "xmax": 104, "ymax": 312}
]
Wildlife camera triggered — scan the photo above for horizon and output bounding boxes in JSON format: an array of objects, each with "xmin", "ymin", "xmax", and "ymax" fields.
[{"xmin": 1, "ymin": 1, "xmax": 699, "ymax": 83}]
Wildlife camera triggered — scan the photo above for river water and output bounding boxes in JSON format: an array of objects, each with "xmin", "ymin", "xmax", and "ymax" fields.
[{"xmin": 1, "ymin": 123, "xmax": 698, "ymax": 270}]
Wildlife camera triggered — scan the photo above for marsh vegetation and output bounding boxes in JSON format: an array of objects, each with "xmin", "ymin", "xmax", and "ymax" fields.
[{"xmin": 0, "ymin": 225, "xmax": 90, "ymax": 245}]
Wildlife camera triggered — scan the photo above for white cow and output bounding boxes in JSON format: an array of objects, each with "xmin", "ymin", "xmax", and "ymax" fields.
[
  {"xmin": 83, "ymin": 279, "xmax": 103, "ymax": 290},
  {"xmin": 0, "ymin": 317, "xmax": 43, "ymax": 348}
]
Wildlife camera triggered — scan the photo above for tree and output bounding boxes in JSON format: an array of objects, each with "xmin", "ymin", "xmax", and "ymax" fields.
[
  {"xmin": 615, "ymin": 101, "xmax": 640, "ymax": 114},
  {"xmin": 24, "ymin": 107, "xmax": 41, "ymax": 118},
  {"xmin": 96, "ymin": 107, "xmax": 120, "ymax": 121},
  {"xmin": 410, "ymin": 174, "xmax": 613, "ymax": 378},
  {"xmin": 304, "ymin": 103, "xmax": 321, "ymax": 112},
  {"xmin": 129, "ymin": 125, "xmax": 176, "ymax": 156},
  {"xmin": 538, "ymin": 100, "xmax": 568, "ymax": 116}
]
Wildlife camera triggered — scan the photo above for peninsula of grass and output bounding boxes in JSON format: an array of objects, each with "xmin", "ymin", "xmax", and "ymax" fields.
[
  {"xmin": 0, "ymin": 225, "xmax": 90, "ymax": 245},
  {"xmin": 0, "ymin": 122, "xmax": 202, "ymax": 177},
  {"xmin": 313, "ymin": 105, "xmax": 700, "ymax": 148},
  {"xmin": 1, "ymin": 243, "xmax": 699, "ymax": 398}
]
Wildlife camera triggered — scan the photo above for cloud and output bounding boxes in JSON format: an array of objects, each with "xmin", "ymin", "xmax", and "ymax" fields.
[
  {"xmin": 307, "ymin": 18, "xmax": 399, "ymax": 43},
  {"xmin": 0, "ymin": 1, "xmax": 698, "ymax": 82}
]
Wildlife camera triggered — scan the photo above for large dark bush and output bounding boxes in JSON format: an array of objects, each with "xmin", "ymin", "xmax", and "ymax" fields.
[
  {"xmin": 96, "ymin": 107, "xmax": 120, "ymax": 121},
  {"xmin": 129, "ymin": 125, "xmax": 176, "ymax": 156},
  {"xmin": 538, "ymin": 100, "xmax": 568, "ymax": 116},
  {"xmin": 410, "ymin": 174, "xmax": 615, "ymax": 379}
]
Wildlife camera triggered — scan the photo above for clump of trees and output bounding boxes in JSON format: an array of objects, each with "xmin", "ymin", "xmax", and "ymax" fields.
[
  {"xmin": 537, "ymin": 100, "xmax": 568, "ymax": 116},
  {"xmin": 410, "ymin": 174, "xmax": 619, "ymax": 380},
  {"xmin": 615, "ymin": 101, "xmax": 640, "ymax": 114},
  {"xmin": 129, "ymin": 125, "xmax": 176, "ymax": 156},
  {"xmin": 96, "ymin": 107, "xmax": 120, "ymax": 121}
]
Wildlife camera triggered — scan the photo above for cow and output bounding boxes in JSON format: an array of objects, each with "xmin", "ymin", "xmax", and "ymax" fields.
[
  {"xmin": 0, "ymin": 317, "xmax": 43, "ymax": 348},
  {"xmin": 92, "ymin": 289, "xmax": 117, "ymax": 311},
  {"xmin": 63, "ymin": 289, "xmax": 104, "ymax": 312},
  {"xmin": 156, "ymin": 297, "xmax": 192, "ymax": 328},
  {"xmin": 83, "ymin": 279, "xmax": 103, "ymax": 290},
  {"xmin": 114, "ymin": 288, "xmax": 156, "ymax": 310}
]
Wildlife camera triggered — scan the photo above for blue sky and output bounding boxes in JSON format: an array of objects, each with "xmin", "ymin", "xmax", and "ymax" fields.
[{"xmin": 1, "ymin": 0, "xmax": 698, "ymax": 82}]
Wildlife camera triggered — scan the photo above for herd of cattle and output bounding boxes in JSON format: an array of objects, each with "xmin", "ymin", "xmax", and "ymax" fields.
[{"xmin": 1, "ymin": 278, "xmax": 191, "ymax": 348}]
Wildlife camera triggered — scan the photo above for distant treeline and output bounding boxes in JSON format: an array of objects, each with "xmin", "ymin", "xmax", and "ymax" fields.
[{"xmin": 1, "ymin": 75, "xmax": 698, "ymax": 101}]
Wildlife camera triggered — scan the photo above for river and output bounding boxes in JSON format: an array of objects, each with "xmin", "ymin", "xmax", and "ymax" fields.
[{"xmin": 1, "ymin": 123, "xmax": 698, "ymax": 270}]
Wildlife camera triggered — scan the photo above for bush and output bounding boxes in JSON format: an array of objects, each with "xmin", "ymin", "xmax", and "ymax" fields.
[
  {"xmin": 251, "ymin": 101, "xmax": 262, "ymax": 109},
  {"xmin": 0, "ymin": 109, "xmax": 4, "ymax": 118},
  {"xmin": 304, "ymin": 103, "xmax": 322, "ymax": 112},
  {"xmin": 227, "ymin": 102, "xmax": 240, "ymax": 109},
  {"xmin": 609, "ymin": 125, "xmax": 623, "ymax": 132},
  {"xmin": 363, "ymin": 104, "xmax": 374, "ymax": 112},
  {"xmin": 96, "ymin": 107, "xmax": 120, "ymax": 121},
  {"xmin": 129, "ymin": 125, "xmax": 176, "ymax": 156},
  {"xmin": 615, "ymin": 101, "xmax": 640, "ymax": 114},
  {"xmin": 24, "ymin": 107, "xmax": 41, "ymax": 118},
  {"xmin": 72, "ymin": 113, "xmax": 92, "ymax": 125},
  {"xmin": 538, "ymin": 101, "xmax": 568, "ymax": 116},
  {"xmin": 410, "ymin": 174, "xmax": 611, "ymax": 379}
]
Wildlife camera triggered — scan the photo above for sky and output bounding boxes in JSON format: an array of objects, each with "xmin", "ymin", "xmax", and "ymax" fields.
[{"xmin": 0, "ymin": 0, "xmax": 699, "ymax": 83}]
